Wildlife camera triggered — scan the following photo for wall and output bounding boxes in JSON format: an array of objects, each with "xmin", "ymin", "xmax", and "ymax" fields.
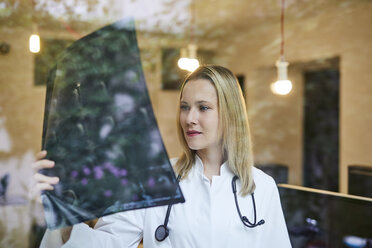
[
  {"xmin": 1, "ymin": 2, "xmax": 371, "ymax": 224},
  {"xmin": 222, "ymin": 1, "xmax": 372, "ymax": 193},
  {"xmin": 0, "ymin": 27, "xmax": 46, "ymax": 247}
]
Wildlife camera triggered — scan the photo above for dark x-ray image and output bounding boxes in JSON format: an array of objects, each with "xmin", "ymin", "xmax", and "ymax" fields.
[{"xmin": 41, "ymin": 18, "xmax": 184, "ymax": 229}]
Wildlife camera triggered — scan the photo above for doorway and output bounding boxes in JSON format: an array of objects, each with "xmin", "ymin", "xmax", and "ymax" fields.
[{"xmin": 303, "ymin": 65, "xmax": 340, "ymax": 192}]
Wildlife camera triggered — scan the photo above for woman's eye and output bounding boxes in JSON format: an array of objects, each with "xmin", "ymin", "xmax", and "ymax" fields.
[
  {"xmin": 199, "ymin": 105, "xmax": 209, "ymax": 111},
  {"xmin": 180, "ymin": 105, "xmax": 189, "ymax": 111}
]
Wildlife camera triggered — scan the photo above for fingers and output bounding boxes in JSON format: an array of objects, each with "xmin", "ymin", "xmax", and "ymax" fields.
[
  {"xmin": 32, "ymin": 150, "xmax": 59, "ymax": 193},
  {"xmin": 36, "ymin": 150, "xmax": 47, "ymax": 160},
  {"xmin": 34, "ymin": 172, "xmax": 59, "ymax": 185},
  {"xmin": 32, "ymin": 159, "xmax": 55, "ymax": 172},
  {"xmin": 34, "ymin": 172, "xmax": 59, "ymax": 192},
  {"xmin": 36, "ymin": 183, "xmax": 55, "ymax": 191}
]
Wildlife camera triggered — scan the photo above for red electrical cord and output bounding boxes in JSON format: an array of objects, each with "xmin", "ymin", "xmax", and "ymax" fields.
[
  {"xmin": 59, "ymin": 18, "xmax": 83, "ymax": 39},
  {"xmin": 30, "ymin": 0, "xmax": 82, "ymax": 39},
  {"xmin": 280, "ymin": 0, "xmax": 285, "ymax": 60},
  {"xmin": 190, "ymin": 0, "xmax": 196, "ymax": 44}
]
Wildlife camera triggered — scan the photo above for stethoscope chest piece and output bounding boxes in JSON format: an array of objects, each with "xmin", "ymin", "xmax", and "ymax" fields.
[{"xmin": 155, "ymin": 224, "xmax": 169, "ymax": 241}]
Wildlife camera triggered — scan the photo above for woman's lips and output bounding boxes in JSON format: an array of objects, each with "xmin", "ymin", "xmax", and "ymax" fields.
[{"xmin": 186, "ymin": 130, "xmax": 202, "ymax": 137}]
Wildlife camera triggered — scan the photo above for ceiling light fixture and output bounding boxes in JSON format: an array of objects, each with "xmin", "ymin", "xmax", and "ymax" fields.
[
  {"xmin": 29, "ymin": 1, "xmax": 40, "ymax": 54},
  {"xmin": 29, "ymin": 32, "xmax": 40, "ymax": 53},
  {"xmin": 178, "ymin": 0, "xmax": 199, "ymax": 72},
  {"xmin": 271, "ymin": 0, "xmax": 292, "ymax": 96}
]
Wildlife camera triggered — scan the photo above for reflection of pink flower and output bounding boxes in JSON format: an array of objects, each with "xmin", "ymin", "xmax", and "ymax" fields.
[
  {"xmin": 94, "ymin": 167, "xmax": 104, "ymax": 179},
  {"xmin": 104, "ymin": 190, "xmax": 112, "ymax": 197},
  {"xmin": 119, "ymin": 169, "xmax": 128, "ymax": 176},
  {"xmin": 103, "ymin": 162, "xmax": 114, "ymax": 169},
  {"xmin": 132, "ymin": 194, "xmax": 139, "ymax": 201},
  {"xmin": 121, "ymin": 179, "xmax": 128, "ymax": 186},
  {"xmin": 109, "ymin": 167, "xmax": 120, "ymax": 177},
  {"xmin": 83, "ymin": 167, "xmax": 91, "ymax": 175},
  {"xmin": 147, "ymin": 177, "xmax": 156, "ymax": 187},
  {"xmin": 71, "ymin": 170, "xmax": 78, "ymax": 178},
  {"xmin": 81, "ymin": 178, "xmax": 88, "ymax": 185}
]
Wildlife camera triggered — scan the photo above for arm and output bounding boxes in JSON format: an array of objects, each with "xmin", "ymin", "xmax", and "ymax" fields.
[
  {"xmin": 61, "ymin": 209, "xmax": 145, "ymax": 248},
  {"xmin": 40, "ymin": 209, "xmax": 145, "ymax": 248},
  {"xmin": 34, "ymin": 151, "xmax": 145, "ymax": 247}
]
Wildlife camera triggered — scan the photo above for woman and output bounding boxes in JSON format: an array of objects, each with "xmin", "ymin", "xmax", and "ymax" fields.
[{"xmin": 34, "ymin": 65, "xmax": 291, "ymax": 247}]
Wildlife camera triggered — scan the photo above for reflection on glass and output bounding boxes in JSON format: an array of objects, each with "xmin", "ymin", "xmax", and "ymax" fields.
[
  {"xmin": 279, "ymin": 186, "xmax": 372, "ymax": 248},
  {"xmin": 29, "ymin": 34, "xmax": 41, "ymax": 53},
  {"xmin": 41, "ymin": 18, "xmax": 184, "ymax": 229}
]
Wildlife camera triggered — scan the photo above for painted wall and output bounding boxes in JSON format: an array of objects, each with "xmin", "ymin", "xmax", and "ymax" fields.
[
  {"xmin": 1, "ymin": 3, "xmax": 371, "ymax": 235},
  {"xmin": 0, "ymin": 2, "xmax": 371, "ymax": 246},
  {"xmin": 222, "ymin": 1, "xmax": 372, "ymax": 193}
]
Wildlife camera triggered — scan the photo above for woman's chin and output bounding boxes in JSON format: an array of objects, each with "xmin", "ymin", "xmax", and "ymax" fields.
[{"xmin": 186, "ymin": 142, "xmax": 202, "ymax": 151}]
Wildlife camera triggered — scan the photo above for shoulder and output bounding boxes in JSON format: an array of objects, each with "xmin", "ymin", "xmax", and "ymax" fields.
[
  {"xmin": 252, "ymin": 166, "xmax": 277, "ymax": 192},
  {"xmin": 251, "ymin": 167, "xmax": 283, "ymax": 208}
]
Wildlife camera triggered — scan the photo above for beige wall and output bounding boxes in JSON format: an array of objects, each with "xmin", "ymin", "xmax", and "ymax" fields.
[
  {"xmin": 0, "ymin": 28, "xmax": 46, "ymax": 194},
  {"xmin": 2, "ymin": 1, "xmax": 370, "ymax": 247},
  {"xmin": 1, "ymin": 2, "xmax": 371, "ymax": 209},
  {"xmin": 222, "ymin": 1, "xmax": 372, "ymax": 193},
  {"xmin": 0, "ymin": 28, "xmax": 46, "ymax": 247}
]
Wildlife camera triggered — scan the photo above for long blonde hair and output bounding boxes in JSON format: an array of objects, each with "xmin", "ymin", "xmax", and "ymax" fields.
[{"xmin": 174, "ymin": 65, "xmax": 255, "ymax": 195}]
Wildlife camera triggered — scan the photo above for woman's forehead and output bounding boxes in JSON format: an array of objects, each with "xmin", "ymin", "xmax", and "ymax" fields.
[{"xmin": 181, "ymin": 79, "xmax": 217, "ymax": 103}]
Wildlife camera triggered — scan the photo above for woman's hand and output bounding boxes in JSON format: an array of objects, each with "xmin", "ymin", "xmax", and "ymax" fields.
[
  {"xmin": 32, "ymin": 151, "xmax": 74, "ymax": 243},
  {"xmin": 32, "ymin": 150, "xmax": 60, "ymax": 191}
]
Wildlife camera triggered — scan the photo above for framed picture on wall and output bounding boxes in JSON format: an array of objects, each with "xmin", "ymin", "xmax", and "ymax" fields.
[
  {"xmin": 34, "ymin": 38, "xmax": 73, "ymax": 86},
  {"xmin": 161, "ymin": 48, "xmax": 214, "ymax": 90}
]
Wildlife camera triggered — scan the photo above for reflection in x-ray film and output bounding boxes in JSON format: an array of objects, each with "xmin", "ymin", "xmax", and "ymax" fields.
[{"xmin": 41, "ymin": 18, "xmax": 184, "ymax": 229}]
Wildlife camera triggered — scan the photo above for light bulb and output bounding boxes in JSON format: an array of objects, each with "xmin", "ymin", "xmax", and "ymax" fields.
[
  {"xmin": 185, "ymin": 58, "xmax": 199, "ymax": 72},
  {"xmin": 271, "ymin": 80, "xmax": 292, "ymax": 95},
  {"xmin": 271, "ymin": 60, "xmax": 292, "ymax": 95},
  {"xmin": 178, "ymin": 48, "xmax": 189, "ymax": 70},
  {"xmin": 29, "ymin": 34, "xmax": 40, "ymax": 53},
  {"xmin": 178, "ymin": 57, "xmax": 189, "ymax": 70},
  {"xmin": 177, "ymin": 45, "xmax": 200, "ymax": 72}
]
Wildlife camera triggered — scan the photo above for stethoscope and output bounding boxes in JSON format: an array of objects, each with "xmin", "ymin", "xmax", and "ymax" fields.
[{"xmin": 155, "ymin": 175, "xmax": 265, "ymax": 242}]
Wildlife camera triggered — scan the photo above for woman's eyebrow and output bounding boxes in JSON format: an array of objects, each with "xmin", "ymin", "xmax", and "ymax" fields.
[
  {"xmin": 195, "ymin": 100, "xmax": 211, "ymax": 105},
  {"xmin": 180, "ymin": 100, "xmax": 212, "ymax": 105}
]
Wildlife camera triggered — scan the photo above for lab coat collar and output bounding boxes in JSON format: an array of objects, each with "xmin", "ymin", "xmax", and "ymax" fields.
[{"xmin": 194, "ymin": 154, "xmax": 235, "ymax": 179}]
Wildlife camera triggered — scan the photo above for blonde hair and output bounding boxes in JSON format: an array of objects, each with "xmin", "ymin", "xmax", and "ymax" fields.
[{"xmin": 175, "ymin": 65, "xmax": 255, "ymax": 195}]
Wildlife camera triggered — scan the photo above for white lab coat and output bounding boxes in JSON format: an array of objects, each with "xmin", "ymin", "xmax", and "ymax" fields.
[{"xmin": 40, "ymin": 156, "xmax": 291, "ymax": 247}]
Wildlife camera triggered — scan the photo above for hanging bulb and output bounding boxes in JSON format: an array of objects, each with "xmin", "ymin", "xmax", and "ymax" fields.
[
  {"xmin": 178, "ymin": 45, "xmax": 200, "ymax": 72},
  {"xmin": 271, "ymin": 80, "xmax": 292, "ymax": 95},
  {"xmin": 188, "ymin": 44, "xmax": 197, "ymax": 59},
  {"xmin": 185, "ymin": 44, "xmax": 199, "ymax": 72},
  {"xmin": 178, "ymin": 48, "xmax": 189, "ymax": 70},
  {"xmin": 271, "ymin": 60, "xmax": 292, "ymax": 95},
  {"xmin": 29, "ymin": 34, "xmax": 40, "ymax": 53},
  {"xmin": 186, "ymin": 58, "xmax": 199, "ymax": 72}
]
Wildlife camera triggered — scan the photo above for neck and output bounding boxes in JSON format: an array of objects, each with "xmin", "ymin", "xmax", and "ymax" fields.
[{"xmin": 196, "ymin": 146, "xmax": 225, "ymax": 180}]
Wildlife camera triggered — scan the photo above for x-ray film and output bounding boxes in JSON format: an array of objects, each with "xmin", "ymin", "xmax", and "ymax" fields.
[{"xmin": 41, "ymin": 18, "xmax": 184, "ymax": 229}]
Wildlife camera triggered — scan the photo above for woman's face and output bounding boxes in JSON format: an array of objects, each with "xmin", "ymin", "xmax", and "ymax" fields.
[{"xmin": 179, "ymin": 79, "xmax": 221, "ymax": 152}]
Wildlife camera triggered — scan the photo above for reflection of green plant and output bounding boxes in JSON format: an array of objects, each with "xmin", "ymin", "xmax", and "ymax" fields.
[
  {"xmin": 40, "ymin": 21, "xmax": 180, "ymax": 229},
  {"xmin": 35, "ymin": 38, "xmax": 73, "ymax": 86}
]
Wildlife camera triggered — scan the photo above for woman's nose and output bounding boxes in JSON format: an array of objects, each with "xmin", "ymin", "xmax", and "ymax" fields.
[{"xmin": 186, "ymin": 108, "xmax": 198, "ymax": 125}]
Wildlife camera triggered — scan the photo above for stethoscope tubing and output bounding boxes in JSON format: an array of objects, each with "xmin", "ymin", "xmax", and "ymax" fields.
[
  {"xmin": 232, "ymin": 176, "xmax": 265, "ymax": 228},
  {"xmin": 155, "ymin": 175, "xmax": 265, "ymax": 242}
]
